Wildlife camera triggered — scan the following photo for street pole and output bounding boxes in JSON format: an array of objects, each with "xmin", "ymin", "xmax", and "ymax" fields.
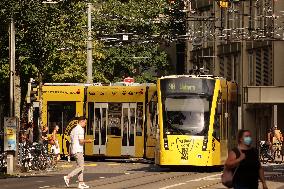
[
  {"xmin": 87, "ymin": 3, "xmax": 93, "ymax": 83},
  {"xmin": 8, "ymin": 18, "xmax": 16, "ymax": 174},
  {"xmin": 9, "ymin": 19, "xmax": 15, "ymax": 118}
]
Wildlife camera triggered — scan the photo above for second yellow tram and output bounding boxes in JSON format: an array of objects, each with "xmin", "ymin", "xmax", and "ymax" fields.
[{"xmin": 28, "ymin": 82, "xmax": 157, "ymax": 159}]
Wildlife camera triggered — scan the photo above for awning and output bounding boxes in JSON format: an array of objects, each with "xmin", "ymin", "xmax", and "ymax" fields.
[{"xmin": 244, "ymin": 86, "xmax": 284, "ymax": 104}]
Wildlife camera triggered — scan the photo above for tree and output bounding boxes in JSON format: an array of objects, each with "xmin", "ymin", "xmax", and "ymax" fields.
[{"xmin": 91, "ymin": 0, "xmax": 174, "ymax": 82}]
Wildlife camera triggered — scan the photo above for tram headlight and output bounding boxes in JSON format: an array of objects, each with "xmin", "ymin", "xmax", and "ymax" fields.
[
  {"xmin": 164, "ymin": 138, "xmax": 169, "ymax": 150},
  {"xmin": 202, "ymin": 136, "xmax": 208, "ymax": 151}
]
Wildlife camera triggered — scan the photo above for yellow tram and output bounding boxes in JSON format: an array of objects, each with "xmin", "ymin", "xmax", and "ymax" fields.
[
  {"xmin": 27, "ymin": 81, "xmax": 157, "ymax": 159},
  {"xmin": 155, "ymin": 75, "xmax": 238, "ymax": 166}
]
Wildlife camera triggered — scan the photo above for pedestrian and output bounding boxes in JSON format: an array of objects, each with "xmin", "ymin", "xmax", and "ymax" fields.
[
  {"xmin": 41, "ymin": 126, "xmax": 48, "ymax": 144},
  {"xmin": 63, "ymin": 116, "xmax": 92, "ymax": 189},
  {"xmin": 25, "ymin": 122, "xmax": 34, "ymax": 145},
  {"xmin": 225, "ymin": 129, "xmax": 268, "ymax": 189},
  {"xmin": 50, "ymin": 125, "xmax": 60, "ymax": 163},
  {"xmin": 41, "ymin": 126, "xmax": 49, "ymax": 154}
]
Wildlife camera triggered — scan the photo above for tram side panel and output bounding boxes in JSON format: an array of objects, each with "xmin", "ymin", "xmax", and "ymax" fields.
[
  {"xmin": 86, "ymin": 85, "xmax": 153, "ymax": 158},
  {"xmin": 41, "ymin": 85, "xmax": 85, "ymax": 156}
]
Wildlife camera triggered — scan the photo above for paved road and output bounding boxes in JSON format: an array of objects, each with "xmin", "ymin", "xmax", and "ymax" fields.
[{"xmin": 0, "ymin": 160, "xmax": 283, "ymax": 189}]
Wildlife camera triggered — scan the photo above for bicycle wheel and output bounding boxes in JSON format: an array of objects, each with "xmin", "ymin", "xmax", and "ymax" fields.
[
  {"xmin": 261, "ymin": 154, "xmax": 269, "ymax": 164},
  {"xmin": 274, "ymin": 149, "xmax": 282, "ymax": 163}
]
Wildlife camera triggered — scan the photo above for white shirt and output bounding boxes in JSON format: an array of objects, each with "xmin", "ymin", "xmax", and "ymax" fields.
[{"xmin": 70, "ymin": 124, "xmax": 85, "ymax": 154}]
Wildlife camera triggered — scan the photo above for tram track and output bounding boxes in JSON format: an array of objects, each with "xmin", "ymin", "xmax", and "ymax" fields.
[{"xmin": 93, "ymin": 171, "xmax": 196, "ymax": 189}]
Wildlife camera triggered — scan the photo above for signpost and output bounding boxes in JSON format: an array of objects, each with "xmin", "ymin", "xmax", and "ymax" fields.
[{"xmin": 123, "ymin": 77, "xmax": 134, "ymax": 83}]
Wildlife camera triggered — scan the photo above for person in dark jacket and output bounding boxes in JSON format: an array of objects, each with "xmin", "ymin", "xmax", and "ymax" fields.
[{"xmin": 225, "ymin": 129, "xmax": 268, "ymax": 189}]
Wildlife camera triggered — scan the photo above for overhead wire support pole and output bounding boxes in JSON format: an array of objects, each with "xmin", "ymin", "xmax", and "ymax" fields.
[
  {"xmin": 87, "ymin": 3, "xmax": 93, "ymax": 84},
  {"xmin": 9, "ymin": 18, "xmax": 15, "ymax": 117}
]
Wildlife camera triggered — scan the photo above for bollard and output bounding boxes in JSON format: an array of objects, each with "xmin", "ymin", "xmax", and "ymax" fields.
[{"xmin": 6, "ymin": 153, "xmax": 14, "ymax": 174}]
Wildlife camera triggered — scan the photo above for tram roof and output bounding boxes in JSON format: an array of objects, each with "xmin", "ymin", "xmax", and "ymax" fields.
[
  {"xmin": 160, "ymin": 75, "xmax": 225, "ymax": 80},
  {"xmin": 43, "ymin": 82, "xmax": 155, "ymax": 87}
]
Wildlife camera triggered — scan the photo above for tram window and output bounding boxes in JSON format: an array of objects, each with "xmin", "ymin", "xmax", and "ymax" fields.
[
  {"xmin": 136, "ymin": 103, "xmax": 143, "ymax": 136},
  {"xmin": 88, "ymin": 102, "xmax": 94, "ymax": 135},
  {"xmin": 213, "ymin": 114, "xmax": 220, "ymax": 141},
  {"xmin": 47, "ymin": 102, "xmax": 76, "ymax": 134},
  {"xmin": 221, "ymin": 100, "xmax": 227, "ymax": 140},
  {"xmin": 108, "ymin": 103, "xmax": 121, "ymax": 136},
  {"xmin": 149, "ymin": 101, "xmax": 157, "ymax": 136}
]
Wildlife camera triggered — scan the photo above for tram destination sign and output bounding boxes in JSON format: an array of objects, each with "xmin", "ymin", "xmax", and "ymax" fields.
[{"xmin": 160, "ymin": 77, "xmax": 215, "ymax": 95}]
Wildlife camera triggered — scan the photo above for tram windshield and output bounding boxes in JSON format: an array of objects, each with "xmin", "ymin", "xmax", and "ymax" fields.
[{"xmin": 162, "ymin": 96, "xmax": 211, "ymax": 136}]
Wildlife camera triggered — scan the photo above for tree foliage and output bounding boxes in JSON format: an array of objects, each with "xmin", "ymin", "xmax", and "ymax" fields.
[{"xmin": 0, "ymin": 0, "xmax": 177, "ymax": 115}]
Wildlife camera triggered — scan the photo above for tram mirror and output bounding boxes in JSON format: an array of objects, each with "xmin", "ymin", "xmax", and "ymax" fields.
[{"xmin": 217, "ymin": 102, "xmax": 222, "ymax": 115}]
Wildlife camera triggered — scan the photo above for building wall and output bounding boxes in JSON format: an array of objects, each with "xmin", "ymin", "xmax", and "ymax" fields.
[{"xmin": 185, "ymin": 0, "xmax": 284, "ymax": 142}]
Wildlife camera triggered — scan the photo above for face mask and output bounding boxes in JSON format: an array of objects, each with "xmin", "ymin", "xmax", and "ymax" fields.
[{"xmin": 244, "ymin": 136, "xmax": 252, "ymax": 146}]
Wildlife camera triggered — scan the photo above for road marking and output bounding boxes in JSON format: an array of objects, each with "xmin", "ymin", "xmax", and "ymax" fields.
[
  {"xmin": 85, "ymin": 163, "xmax": 97, "ymax": 167},
  {"xmin": 108, "ymin": 163, "xmax": 120, "ymax": 165},
  {"xmin": 186, "ymin": 173, "xmax": 222, "ymax": 182},
  {"xmin": 159, "ymin": 183, "xmax": 187, "ymax": 189},
  {"xmin": 99, "ymin": 177, "xmax": 105, "ymax": 179},
  {"xmin": 159, "ymin": 173, "xmax": 222, "ymax": 189},
  {"xmin": 61, "ymin": 164, "xmax": 73, "ymax": 168},
  {"xmin": 39, "ymin": 186, "xmax": 50, "ymax": 188}
]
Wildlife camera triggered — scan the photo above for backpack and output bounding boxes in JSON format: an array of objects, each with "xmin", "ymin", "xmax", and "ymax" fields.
[{"xmin": 221, "ymin": 148, "xmax": 241, "ymax": 188}]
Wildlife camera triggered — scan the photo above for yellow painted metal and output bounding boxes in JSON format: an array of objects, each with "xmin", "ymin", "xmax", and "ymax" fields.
[
  {"xmin": 36, "ymin": 83, "xmax": 157, "ymax": 159},
  {"xmin": 87, "ymin": 86, "xmax": 147, "ymax": 102},
  {"xmin": 106, "ymin": 136, "xmax": 121, "ymax": 156},
  {"xmin": 41, "ymin": 85, "xmax": 85, "ymax": 156},
  {"xmin": 156, "ymin": 77, "xmax": 237, "ymax": 166},
  {"xmin": 135, "ymin": 136, "xmax": 144, "ymax": 157},
  {"xmin": 85, "ymin": 135, "xmax": 93, "ymax": 156}
]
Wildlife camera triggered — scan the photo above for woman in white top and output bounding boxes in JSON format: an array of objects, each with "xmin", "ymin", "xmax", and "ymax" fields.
[{"xmin": 50, "ymin": 125, "xmax": 60, "ymax": 163}]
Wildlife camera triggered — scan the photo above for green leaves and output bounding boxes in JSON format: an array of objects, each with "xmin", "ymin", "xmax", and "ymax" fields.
[{"xmin": 0, "ymin": 0, "xmax": 176, "ymax": 104}]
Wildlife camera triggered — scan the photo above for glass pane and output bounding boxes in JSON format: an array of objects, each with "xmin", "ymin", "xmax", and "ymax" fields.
[
  {"xmin": 48, "ymin": 104, "xmax": 63, "ymax": 134},
  {"xmin": 108, "ymin": 103, "xmax": 122, "ymax": 136},
  {"xmin": 101, "ymin": 108, "xmax": 107, "ymax": 145},
  {"xmin": 94, "ymin": 108, "xmax": 100, "ymax": 145},
  {"xmin": 129, "ymin": 108, "xmax": 135, "ymax": 146},
  {"xmin": 88, "ymin": 102, "xmax": 94, "ymax": 135},
  {"xmin": 62, "ymin": 103, "xmax": 76, "ymax": 133},
  {"xmin": 122, "ymin": 108, "xmax": 128, "ymax": 146},
  {"xmin": 136, "ymin": 103, "xmax": 143, "ymax": 136},
  {"xmin": 47, "ymin": 102, "xmax": 76, "ymax": 134}
]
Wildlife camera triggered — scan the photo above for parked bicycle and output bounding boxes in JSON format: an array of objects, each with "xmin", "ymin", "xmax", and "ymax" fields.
[
  {"xmin": 273, "ymin": 142, "xmax": 283, "ymax": 163},
  {"xmin": 18, "ymin": 142, "xmax": 56, "ymax": 172},
  {"xmin": 259, "ymin": 141, "xmax": 274, "ymax": 164},
  {"xmin": 0, "ymin": 152, "xmax": 7, "ymax": 172}
]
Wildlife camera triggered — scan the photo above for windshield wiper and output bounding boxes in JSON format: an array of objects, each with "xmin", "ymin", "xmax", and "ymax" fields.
[{"xmin": 166, "ymin": 120, "xmax": 184, "ymax": 135}]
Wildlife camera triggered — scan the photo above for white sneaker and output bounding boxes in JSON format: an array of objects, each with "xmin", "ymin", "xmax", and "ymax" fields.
[
  {"xmin": 78, "ymin": 183, "xmax": 90, "ymax": 189},
  {"xmin": 64, "ymin": 176, "xmax": 70, "ymax": 187}
]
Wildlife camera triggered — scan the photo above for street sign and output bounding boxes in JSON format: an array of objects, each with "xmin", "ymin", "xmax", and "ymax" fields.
[
  {"xmin": 4, "ymin": 117, "xmax": 17, "ymax": 151},
  {"xmin": 124, "ymin": 77, "xmax": 134, "ymax": 83}
]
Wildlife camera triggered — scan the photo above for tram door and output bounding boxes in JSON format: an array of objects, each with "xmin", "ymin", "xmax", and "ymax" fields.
[
  {"xmin": 93, "ymin": 103, "xmax": 108, "ymax": 155},
  {"xmin": 121, "ymin": 103, "xmax": 136, "ymax": 156}
]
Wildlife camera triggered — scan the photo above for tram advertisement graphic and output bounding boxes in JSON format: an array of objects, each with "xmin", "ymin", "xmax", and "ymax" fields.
[{"xmin": 175, "ymin": 138, "xmax": 194, "ymax": 160}]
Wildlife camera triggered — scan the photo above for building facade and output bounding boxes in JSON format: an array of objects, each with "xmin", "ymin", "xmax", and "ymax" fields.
[{"xmin": 185, "ymin": 0, "xmax": 284, "ymax": 142}]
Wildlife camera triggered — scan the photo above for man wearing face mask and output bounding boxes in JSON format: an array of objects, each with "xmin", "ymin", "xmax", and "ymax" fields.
[{"xmin": 225, "ymin": 129, "xmax": 268, "ymax": 189}]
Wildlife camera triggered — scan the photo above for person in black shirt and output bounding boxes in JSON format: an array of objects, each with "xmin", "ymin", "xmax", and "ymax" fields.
[{"xmin": 225, "ymin": 129, "xmax": 268, "ymax": 189}]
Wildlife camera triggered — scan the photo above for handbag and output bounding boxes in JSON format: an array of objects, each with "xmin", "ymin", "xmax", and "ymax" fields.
[
  {"xmin": 221, "ymin": 166, "xmax": 239, "ymax": 188},
  {"xmin": 221, "ymin": 148, "xmax": 241, "ymax": 188},
  {"xmin": 48, "ymin": 135, "xmax": 55, "ymax": 145}
]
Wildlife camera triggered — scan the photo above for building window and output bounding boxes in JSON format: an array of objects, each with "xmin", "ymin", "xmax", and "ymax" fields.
[{"xmin": 248, "ymin": 52, "xmax": 254, "ymax": 85}]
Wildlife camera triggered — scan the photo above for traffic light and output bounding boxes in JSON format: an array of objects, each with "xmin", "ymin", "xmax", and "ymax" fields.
[
  {"xmin": 218, "ymin": 0, "xmax": 229, "ymax": 8},
  {"xmin": 26, "ymin": 78, "xmax": 38, "ymax": 104}
]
